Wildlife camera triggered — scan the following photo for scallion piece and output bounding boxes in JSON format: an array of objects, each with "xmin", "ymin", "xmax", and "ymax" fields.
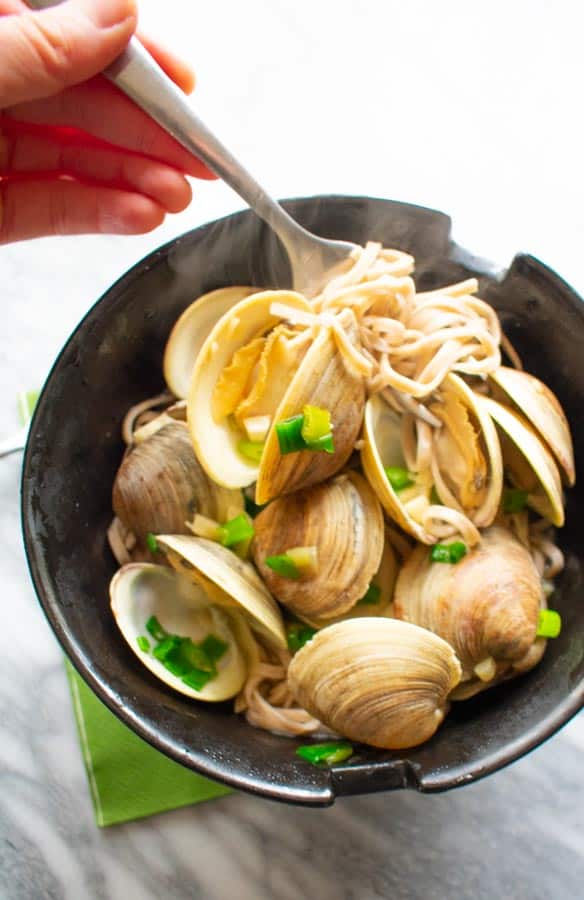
[
  {"xmin": 357, "ymin": 582, "xmax": 381, "ymax": 606},
  {"xmin": 146, "ymin": 615, "xmax": 168, "ymax": 642},
  {"xmin": 305, "ymin": 432, "xmax": 335, "ymax": 454},
  {"xmin": 503, "ymin": 487, "xmax": 529, "ymax": 514},
  {"xmin": 536, "ymin": 609, "xmax": 562, "ymax": 638},
  {"xmin": 275, "ymin": 415, "xmax": 306, "ymax": 454},
  {"xmin": 301, "ymin": 405, "xmax": 332, "ymax": 444},
  {"xmin": 430, "ymin": 541, "xmax": 468, "ymax": 564},
  {"xmin": 265, "ymin": 553, "xmax": 301, "ymax": 579},
  {"xmin": 17, "ymin": 389, "xmax": 40, "ymax": 426},
  {"xmin": 136, "ymin": 636, "xmax": 150, "ymax": 653},
  {"xmin": 146, "ymin": 532, "xmax": 159, "ymax": 554},
  {"xmin": 384, "ymin": 466, "xmax": 414, "ymax": 492},
  {"xmin": 296, "ymin": 741, "xmax": 354, "ymax": 766},
  {"xmin": 152, "ymin": 635, "xmax": 180, "ymax": 663},
  {"xmin": 286, "ymin": 622, "xmax": 317, "ymax": 653},
  {"xmin": 181, "ymin": 668, "xmax": 214, "ymax": 691},
  {"xmin": 219, "ymin": 513, "xmax": 255, "ymax": 547},
  {"xmin": 200, "ymin": 634, "xmax": 229, "ymax": 663},
  {"xmin": 237, "ymin": 439, "xmax": 265, "ymax": 463}
]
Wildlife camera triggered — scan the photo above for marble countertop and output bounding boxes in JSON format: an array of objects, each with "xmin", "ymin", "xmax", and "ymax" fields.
[{"xmin": 1, "ymin": 1, "xmax": 583, "ymax": 897}]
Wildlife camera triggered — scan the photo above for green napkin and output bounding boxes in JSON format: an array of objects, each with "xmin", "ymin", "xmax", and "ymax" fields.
[
  {"xmin": 65, "ymin": 663, "xmax": 232, "ymax": 827},
  {"xmin": 18, "ymin": 392, "xmax": 232, "ymax": 827}
]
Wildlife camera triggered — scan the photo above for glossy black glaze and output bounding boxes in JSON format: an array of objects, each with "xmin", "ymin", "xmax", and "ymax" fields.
[{"xmin": 21, "ymin": 196, "xmax": 584, "ymax": 805}]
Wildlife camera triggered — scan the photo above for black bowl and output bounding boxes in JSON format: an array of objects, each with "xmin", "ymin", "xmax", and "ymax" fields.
[{"xmin": 22, "ymin": 195, "xmax": 584, "ymax": 805}]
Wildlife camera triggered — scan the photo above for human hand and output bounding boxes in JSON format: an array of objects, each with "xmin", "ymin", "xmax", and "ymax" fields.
[{"xmin": 0, "ymin": 0, "xmax": 215, "ymax": 244}]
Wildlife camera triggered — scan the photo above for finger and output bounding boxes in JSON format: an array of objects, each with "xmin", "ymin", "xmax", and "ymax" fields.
[
  {"xmin": 1, "ymin": 124, "xmax": 192, "ymax": 213},
  {"xmin": 137, "ymin": 33, "xmax": 196, "ymax": 95},
  {"xmin": 0, "ymin": 177, "xmax": 166, "ymax": 243},
  {"xmin": 0, "ymin": 0, "xmax": 137, "ymax": 106},
  {"xmin": 5, "ymin": 76, "xmax": 217, "ymax": 179}
]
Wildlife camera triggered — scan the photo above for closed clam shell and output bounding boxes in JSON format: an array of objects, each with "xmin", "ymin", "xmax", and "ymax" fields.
[
  {"xmin": 490, "ymin": 366, "xmax": 575, "ymax": 486},
  {"xmin": 156, "ymin": 534, "xmax": 287, "ymax": 650},
  {"xmin": 164, "ymin": 286, "xmax": 256, "ymax": 399},
  {"xmin": 113, "ymin": 421, "xmax": 243, "ymax": 539},
  {"xmin": 288, "ymin": 618, "xmax": 462, "ymax": 749},
  {"xmin": 187, "ymin": 290, "xmax": 365, "ymax": 502},
  {"xmin": 110, "ymin": 563, "xmax": 249, "ymax": 701},
  {"xmin": 252, "ymin": 472, "xmax": 384, "ymax": 623},
  {"xmin": 394, "ymin": 525, "xmax": 542, "ymax": 692},
  {"xmin": 478, "ymin": 396, "xmax": 564, "ymax": 527}
]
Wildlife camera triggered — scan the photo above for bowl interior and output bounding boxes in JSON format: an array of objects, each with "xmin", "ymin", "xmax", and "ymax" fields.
[{"xmin": 22, "ymin": 196, "xmax": 584, "ymax": 804}]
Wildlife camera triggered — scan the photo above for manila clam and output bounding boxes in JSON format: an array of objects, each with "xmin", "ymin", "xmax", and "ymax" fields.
[
  {"xmin": 288, "ymin": 618, "xmax": 462, "ymax": 749},
  {"xmin": 251, "ymin": 472, "xmax": 384, "ymax": 624},
  {"xmin": 156, "ymin": 534, "xmax": 287, "ymax": 650},
  {"xmin": 394, "ymin": 525, "xmax": 543, "ymax": 696},
  {"xmin": 112, "ymin": 420, "xmax": 243, "ymax": 541},
  {"xmin": 490, "ymin": 367, "xmax": 574, "ymax": 486},
  {"xmin": 187, "ymin": 290, "xmax": 365, "ymax": 503},
  {"xmin": 110, "ymin": 563, "xmax": 250, "ymax": 701}
]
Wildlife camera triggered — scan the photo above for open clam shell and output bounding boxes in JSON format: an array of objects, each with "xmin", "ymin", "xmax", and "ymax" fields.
[
  {"xmin": 164, "ymin": 286, "xmax": 256, "ymax": 399},
  {"xmin": 110, "ymin": 563, "xmax": 249, "ymax": 701},
  {"xmin": 113, "ymin": 421, "xmax": 243, "ymax": 540},
  {"xmin": 156, "ymin": 534, "xmax": 287, "ymax": 650},
  {"xmin": 187, "ymin": 290, "xmax": 365, "ymax": 503},
  {"xmin": 490, "ymin": 366, "xmax": 575, "ymax": 486},
  {"xmin": 394, "ymin": 525, "xmax": 543, "ymax": 695},
  {"xmin": 478, "ymin": 396, "xmax": 564, "ymax": 527},
  {"xmin": 288, "ymin": 618, "xmax": 462, "ymax": 749},
  {"xmin": 429, "ymin": 373, "xmax": 503, "ymax": 528},
  {"xmin": 251, "ymin": 472, "xmax": 384, "ymax": 624}
]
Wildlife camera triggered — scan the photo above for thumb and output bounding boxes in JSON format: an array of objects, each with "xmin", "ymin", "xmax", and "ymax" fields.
[{"xmin": 0, "ymin": 0, "xmax": 137, "ymax": 106}]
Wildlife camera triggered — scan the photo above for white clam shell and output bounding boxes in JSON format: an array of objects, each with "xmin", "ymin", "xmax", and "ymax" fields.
[
  {"xmin": 156, "ymin": 534, "xmax": 287, "ymax": 650},
  {"xmin": 110, "ymin": 563, "xmax": 249, "ymax": 701},
  {"xmin": 288, "ymin": 617, "xmax": 461, "ymax": 749},
  {"xmin": 490, "ymin": 366, "xmax": 575, "ymax": 486},
  {"xmin": 163, "ymin": 286, "xmax": 257, "ymax": 399},
  {"xmin": 478, "ymin": 395, "xmax": 564, "ymax": 526}
]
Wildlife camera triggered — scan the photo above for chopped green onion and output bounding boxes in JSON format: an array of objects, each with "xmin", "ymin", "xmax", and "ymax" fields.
[
  {"xmin": 286, "ymin": 622, "xmax": 317, "ymax": 653},
  {"xmin": 276, "ymin": 414, "xmax": 306, "ymax": 454},
  {"xmin": 17, "ymin": 389, "xmax": 40, "ymax": 426},
  {"xmin": 146, "ymin": 615, "xmax": 168, "ymax": 642},
  {"xmin": 265, "ymin": 553, "xmax": 301, "ymax": 579},
  {"xmin": 285, "ymin": 545, "xmax": 319, "ymax": 575},
  {"xmin": 238, "ymin": 440, "xmax": 265, "ymax": 463},
  {"xmin": 152, "ymin": 635, "xmax": 181, "ymax": 663},
  {"xmin": 200, "ymin": 634, "xmax": 229, "ymax": 663},
  {"xmin": 301, "ymin": 405, "xmax": 332, "ymax": 443},
  {"xmin": 136, "ymin": 636, "xmax": 150, "ymax": 653},
  {"xmin": 305, "ymin": 432, "xmax": 335, "ymax": 454},
  {"xmin": 181, "ymin": 668, "xmax": 214, "ymax": 691},
  {"xmin": 244, "ymin": 494, "xmax": 266, "ymax": 518},
  {"xmin": 276, "ymin": 413, "xmax": 335, "ymax": 455},
  {"xmin": 146, "ymin": 532, "xmax": 159, "ymax": 554},
  {"xmin": 430, "ymin": 485, "xmax": 441, "ymax": 505},
  {"xmin": 430, "ymin": 541, "xmax": 468, "ymax": 564},
  {"xmin": 357, "ymin": 583, "xmax": 381, "ymax": 606},
  {"xmin": 503, "ymin": 487, "xmax": 529, "ymax": 514},
  {"xmin": 536, "ymin": 609, "xmax": 562, "ymax": 638},
  {"xmin": 384, "ymin": 466, "xmax": 414, "ymax": 492},
  {"xmin": 219, "ymin": 513, "xmax": 255, "ymax": 547},
  {"xmin": 296, "ymin": 741, "xmax": 354, "ymax": 766}
]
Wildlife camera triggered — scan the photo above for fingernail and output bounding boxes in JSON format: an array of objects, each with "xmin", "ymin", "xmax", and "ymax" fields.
[{"xmin": 80, "ymin": 0, "xmax": 137, "ymax": 29}]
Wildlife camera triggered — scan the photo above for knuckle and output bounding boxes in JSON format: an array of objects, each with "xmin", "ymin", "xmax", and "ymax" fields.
[{"xmin": 21, "ymin": 14, "xmax": 77, "ymax": 90}]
